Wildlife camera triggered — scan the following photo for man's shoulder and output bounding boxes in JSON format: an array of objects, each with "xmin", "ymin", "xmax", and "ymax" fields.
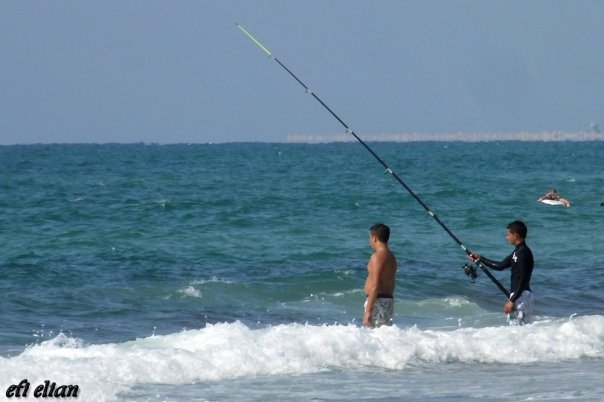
[
  {"xmin": 371, "ymin": 249, "xmax": 386, "ymax": 261},
  {"xmin": 370, "ymin": 248, "xmax": 393, "ymax": 264},
  {"xmin": 518, "ymin": 243, "xmax": 534, "ymax": 258}
]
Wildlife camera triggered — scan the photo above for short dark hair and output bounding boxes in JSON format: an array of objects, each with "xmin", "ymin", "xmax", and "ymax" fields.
[
  {"xmin": 370, "ymin": 223, "xmax": 390, "ymax": 243},
  {"xmin": 507, "ymin": 220, "xmax": 527, "ymax": 239}
]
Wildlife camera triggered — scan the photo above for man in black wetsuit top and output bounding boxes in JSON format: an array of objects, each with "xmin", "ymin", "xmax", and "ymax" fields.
[{"xmin": 470, "ymin": 220, "xmax": 534, "ymax": 325}]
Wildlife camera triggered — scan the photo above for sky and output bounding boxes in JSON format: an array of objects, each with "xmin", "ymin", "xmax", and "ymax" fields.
[{"xmin": 1, "ymin": 0, "xmax": 603, "ymax": 145}]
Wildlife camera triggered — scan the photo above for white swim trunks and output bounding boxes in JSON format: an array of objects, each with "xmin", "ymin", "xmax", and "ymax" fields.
[{"xmin": 508, "ymin": 290, "xmax": 534, "ymax": 326}]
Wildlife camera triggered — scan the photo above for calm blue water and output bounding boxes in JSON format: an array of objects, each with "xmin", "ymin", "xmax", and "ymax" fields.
[{"xmin": 1, "ymin": 141, "xmax": 603, "ymax": 401}]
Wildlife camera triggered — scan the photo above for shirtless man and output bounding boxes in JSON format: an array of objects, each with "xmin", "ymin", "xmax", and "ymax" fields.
[
  {"xmin": 538, "ymin": 188, "xmax": 570, "ymax": 207},
  {"xmin": 363, "ymin": 223, "xmax": 398, "ymax": 327}
]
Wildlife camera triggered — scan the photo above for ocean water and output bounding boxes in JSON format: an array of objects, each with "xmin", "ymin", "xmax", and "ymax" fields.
[{"xmin": 1, "ymin": 141, "xmax": 603, "ymax": 401}]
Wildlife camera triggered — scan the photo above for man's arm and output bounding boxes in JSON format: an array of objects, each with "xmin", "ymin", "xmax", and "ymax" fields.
[
  {"xmin": 478, "ymin": 253, "xmax": 512, "ymax": 271},
  {"xmin": 363, "ymin": 254, "xmax": 380, "ymax": 326}
]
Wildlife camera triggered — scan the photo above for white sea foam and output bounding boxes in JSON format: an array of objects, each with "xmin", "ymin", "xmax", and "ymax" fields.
[
  {"xmin": 177, "ymin": 286, "xmax": 201, "ymax": 298},
  {"xmin": 417, "ymin": 296, "xmax": 474, "ymax": 308},
  {"xmin": 190, "ymin": 276, "xmax": 234, "ymax": 285},
  {"xmin": 1, "ymin": 315, "xmax": 603, "ymax": 401}
]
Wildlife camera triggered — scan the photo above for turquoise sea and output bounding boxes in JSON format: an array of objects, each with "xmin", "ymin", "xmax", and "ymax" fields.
[{"xmin": 1, "ymin": 141, "xmax": 603, "ymax": 401}]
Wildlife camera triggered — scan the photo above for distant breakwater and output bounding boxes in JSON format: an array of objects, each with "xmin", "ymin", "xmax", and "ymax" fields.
[{"xmin": 287, "ymin": 131, "xmax": 604, "ymax": 143}]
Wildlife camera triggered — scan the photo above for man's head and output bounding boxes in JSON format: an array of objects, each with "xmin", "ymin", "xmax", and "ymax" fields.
[
  {"xmin": 369, "ymin": 223, "xmax": 390, "ymax": 244},
  {"xmin": 506, "ymin": 220, "xmax": 527, "ymax": 245}
]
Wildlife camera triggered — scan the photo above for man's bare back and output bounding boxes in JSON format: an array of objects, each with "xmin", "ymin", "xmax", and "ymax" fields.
[{"xmin": 364, "ymin": 249, "xmax": 397, "ymax": 296}]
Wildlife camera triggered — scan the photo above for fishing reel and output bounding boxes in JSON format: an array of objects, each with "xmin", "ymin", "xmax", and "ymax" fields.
[{"xmin": 462, "ymin": 261, "xmax": 479, "ymax": 283}]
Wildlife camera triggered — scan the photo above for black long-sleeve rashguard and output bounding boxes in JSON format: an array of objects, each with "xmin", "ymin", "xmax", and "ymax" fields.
[{"xmin": 479, "ymin": 242, "xmax": 534, "ymax": 303}]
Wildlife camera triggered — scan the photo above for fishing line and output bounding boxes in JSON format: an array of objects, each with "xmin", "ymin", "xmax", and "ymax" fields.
[{"xmin": 236, "ymin": 23, "xmax": 509, "ymax": 298}]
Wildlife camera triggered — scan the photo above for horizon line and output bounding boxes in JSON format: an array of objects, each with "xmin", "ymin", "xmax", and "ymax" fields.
[
  {"xmin": 2, "ymin": 130, "xmax": 604, "ymax": 146},
  {"xmin": 287, "ymin": 130, "xmax": 604, "ymax": 143}
]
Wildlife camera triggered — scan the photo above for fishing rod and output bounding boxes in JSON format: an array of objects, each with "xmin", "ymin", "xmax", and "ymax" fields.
[{"xmin": 236, "ymin": 23, "xmax": 510, "ymax": 299}]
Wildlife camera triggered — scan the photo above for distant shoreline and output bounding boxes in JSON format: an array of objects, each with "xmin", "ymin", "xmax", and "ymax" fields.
[
  {"xmin": 287, "ymin": 131, "xmax": 604, "ymax": 143},
  {"xmin": 2, "ymin": 131, "xmax": 603, "ymax": 146}
]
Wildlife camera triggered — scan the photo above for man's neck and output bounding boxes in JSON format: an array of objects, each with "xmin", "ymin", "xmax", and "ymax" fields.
[{"xmin": 374, "ymin": 243, "xmax": 388, "ymax": 252}]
